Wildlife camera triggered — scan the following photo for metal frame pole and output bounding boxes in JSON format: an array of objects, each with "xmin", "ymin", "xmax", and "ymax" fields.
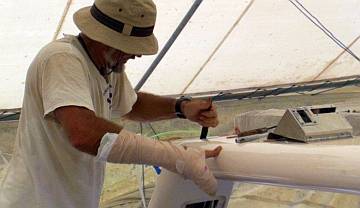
[{"xmin": 135, "ymin": 0, "xmax": 204, "ymax": 91}]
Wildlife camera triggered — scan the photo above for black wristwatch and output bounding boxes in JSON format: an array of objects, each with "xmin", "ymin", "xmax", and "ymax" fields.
[{"xmin": 175, "ymin": 96, "xmax": 192, "ymax": 119}]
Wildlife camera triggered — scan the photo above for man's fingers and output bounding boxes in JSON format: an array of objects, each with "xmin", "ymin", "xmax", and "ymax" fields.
[
  {"xmin": 199, "ymin": 98, "xmax": 212, "ymax": 110},
  {"xmin": 205, "ymin": 146, "xmax": 222, "ymax": 158},
  {"xmin": 200, "ymin": 108, "xmax": 217, "ymax": 118}
]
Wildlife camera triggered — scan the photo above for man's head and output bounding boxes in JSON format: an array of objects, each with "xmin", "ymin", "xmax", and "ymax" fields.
[
  {"xmin": 79, "ymin": 33, "xmax": 141, "ymax": 74},
  {"xmin": 74, "ymin": 0, "xmax": 158, "ymax": 56}
]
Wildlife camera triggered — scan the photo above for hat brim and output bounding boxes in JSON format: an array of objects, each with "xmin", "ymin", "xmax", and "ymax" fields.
[{"xmin": 73, "ymin": 7, "xmax": 158, "ymax": 55}]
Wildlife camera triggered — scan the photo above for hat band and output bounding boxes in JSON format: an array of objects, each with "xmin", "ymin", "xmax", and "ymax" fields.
[{"xmin": 90, "ymin": 5, "xmax": 154, "ymax": 37}]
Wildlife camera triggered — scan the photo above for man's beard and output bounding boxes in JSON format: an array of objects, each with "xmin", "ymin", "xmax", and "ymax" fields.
[
  {"xmin": 101, "ymin": 62, "xmax": 125, "ymax": 76},
  {"xmin": 104, "ymin": 50, "xmax": 126, "ymax": 74},
  {"xmin": 110, "ymin": 62, "xmax": 125, "ymax": 73}
]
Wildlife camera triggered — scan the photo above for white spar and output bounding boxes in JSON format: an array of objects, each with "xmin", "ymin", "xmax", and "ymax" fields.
[{"xmin": 196, "ymin": 142, "xmax": 360, "ymax": 194}]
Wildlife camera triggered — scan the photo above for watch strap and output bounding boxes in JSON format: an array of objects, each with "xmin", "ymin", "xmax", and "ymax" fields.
[{"xmin": 175, "ymin": 96, "xmax": 191, "ymax": 119}]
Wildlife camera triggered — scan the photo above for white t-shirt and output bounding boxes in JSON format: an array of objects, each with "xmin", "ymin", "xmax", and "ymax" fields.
[{"xmin": 0, "ymin": 35, "xmax": 137, "ymax": 208}]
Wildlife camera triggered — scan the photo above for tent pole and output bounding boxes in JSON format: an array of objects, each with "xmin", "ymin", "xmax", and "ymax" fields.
[{"xmin": 135, "ymin": 0, "xmax": 204, "ymax": 92}]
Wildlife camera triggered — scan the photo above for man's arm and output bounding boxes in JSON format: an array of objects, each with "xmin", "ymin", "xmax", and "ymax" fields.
[
  {"xmin": 125, "ymin": 92, "xmax": 219, "ymax": 127},
  {"xmin": 55, "ymin": 91, "xmax": 219, "ymax": 153},
  {"xmin": 54, "ymin": 105, "xmax": 222, "ymax": 196},
  {"xmin": 54, "ymin": 106, "xmax": 122, "ymax": 155},
  {"xmin": 124, "ymin": 92, "xmax": 177, "ymax": 122}
]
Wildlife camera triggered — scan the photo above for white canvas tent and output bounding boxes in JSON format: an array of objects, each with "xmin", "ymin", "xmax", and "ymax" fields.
[
  {"xmin": 1, "ymin": 0, "xmax": 360, "ymax": 110},
  {"xmin": 1, "ymin": 1, "xmax": 360, "ymax": 207}
]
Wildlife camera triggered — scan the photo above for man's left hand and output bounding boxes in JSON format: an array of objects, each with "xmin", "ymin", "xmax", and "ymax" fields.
[{"xmin": 182, "ymin": 99, "xmax": 219, "ymax": 127}]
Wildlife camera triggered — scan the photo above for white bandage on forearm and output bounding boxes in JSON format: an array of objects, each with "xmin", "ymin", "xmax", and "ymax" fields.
[
  {"xmin": 95, "ymin": 133, "xmax": 118, "ymax": 162},
  {"xmin": 96, "ymin": 129, "xmax": 217, "ymax": 196}
]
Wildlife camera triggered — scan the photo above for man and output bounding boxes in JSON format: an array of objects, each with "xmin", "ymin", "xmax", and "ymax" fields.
[{"xmin": 0, "ymin": 0, "xmax": 222, "ymax": 207}]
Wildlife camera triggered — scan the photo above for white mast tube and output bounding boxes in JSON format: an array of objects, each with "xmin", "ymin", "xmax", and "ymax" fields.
[{"xmin": 199, "ymin": 143, "xmax": 360, "ymax": 194}]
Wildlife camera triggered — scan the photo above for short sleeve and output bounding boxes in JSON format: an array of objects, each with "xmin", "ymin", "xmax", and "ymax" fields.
[
  {"xmin": 111, "ymin": 72, "xmax": 138, "ymax": 118},
  {"xmin": 42, "ymin": 53, "xmax": 94, "ymax": 117}
]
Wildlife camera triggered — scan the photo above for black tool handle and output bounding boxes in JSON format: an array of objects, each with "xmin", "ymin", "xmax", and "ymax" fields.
[
  {"xmin": 200, "ymin": 98, "xmax": 212, "ymax": 140},
  {"xmin": 200, "ymin": 127, "xmax": 208, "ymax": 140}
]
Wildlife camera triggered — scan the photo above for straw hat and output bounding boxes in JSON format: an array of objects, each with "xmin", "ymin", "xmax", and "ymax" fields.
[{"xmin": 74, "ymin": 0, "xmax": 158, "ymax": 55}]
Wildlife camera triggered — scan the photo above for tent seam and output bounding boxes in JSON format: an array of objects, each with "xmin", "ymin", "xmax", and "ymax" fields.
[
  {"xmin": 180, "ymin": 0, "xmax": 256, "ymax": 94},
  {"xmin": 53, "ymin": 0, "xmax": 73, "ymax": 41},
  {"xmin": 312, "ymin": 35, "xmax": 360, "ymax": 81}
]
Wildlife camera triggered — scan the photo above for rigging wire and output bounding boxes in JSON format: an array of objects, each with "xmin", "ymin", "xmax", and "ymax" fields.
[
  {"xmin": 148, "ymin": 123, "xmax": 160, "ymax": 140},
  {"xmin": 288, "ymin": 0, "xmax": 360, "ymax": 62},
  {"xmin": 312, "ymin": 35, "xmax": 360, "ymax": 81},
  {"xmin": 138, "ymin": 123, "xmax": 147, "ymax": 208}
]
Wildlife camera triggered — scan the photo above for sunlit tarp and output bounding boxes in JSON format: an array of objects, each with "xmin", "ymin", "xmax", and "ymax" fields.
[
  {"xmin": 1, "ymin": 0, "xmax": 360, "ymax": 110},
  {"xmin": 137, "ymin": 0, "xmax": 360, "ymax": 95},
  {"xmin": 0, "ymin": 0, "xmax": 68, "ymax": 109}
]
